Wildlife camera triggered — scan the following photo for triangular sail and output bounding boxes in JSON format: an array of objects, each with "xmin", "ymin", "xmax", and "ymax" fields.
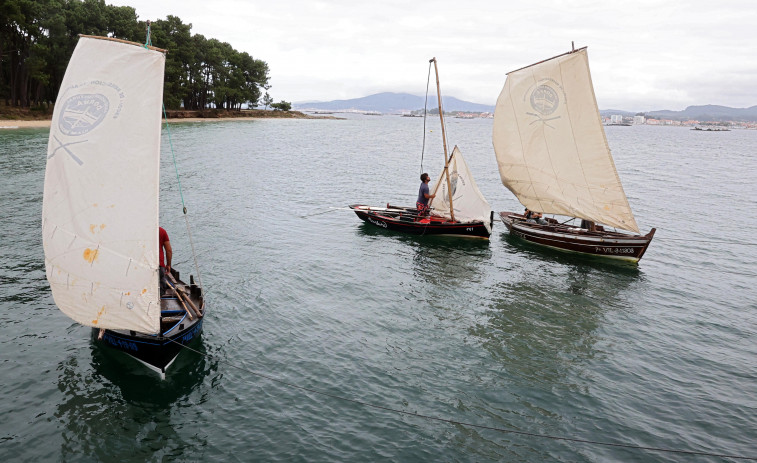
[
  {"xmin": 430, "ymin": 146, "xmax": 492, "ymax": 233},
  {"xmin": 42, "ymin": 36, "xmax": 166, "ymax": 333},
  {"xmin": 492, "ymin": 48, "xmax": 639, "ymax": 233}
]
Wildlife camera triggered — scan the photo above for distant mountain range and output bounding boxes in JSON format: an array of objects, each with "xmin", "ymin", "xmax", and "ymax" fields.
[
  {"xmin": 601, "ymin": 105, "xmax": 757, "ymax": 122},
  {"xmin": 295, "ymin": 93, "xmax": 757, "ymax": 122},
  {"xmin": 293, "ymin": 92, "xmax": 495, "ymax": 113}
]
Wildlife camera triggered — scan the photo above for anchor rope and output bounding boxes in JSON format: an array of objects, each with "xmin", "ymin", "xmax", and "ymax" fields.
[{"xmin": 167, "ymin": 339, "xmax": 756, "ymax": 461}]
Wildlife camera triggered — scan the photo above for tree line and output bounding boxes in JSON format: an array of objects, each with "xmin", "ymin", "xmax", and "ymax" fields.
[{"xmin": 1, "ymin": 0, "xmax": 274, "ymax": 110}]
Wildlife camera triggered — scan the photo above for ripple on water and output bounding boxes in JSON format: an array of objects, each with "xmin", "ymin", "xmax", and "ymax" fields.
[{"xmin": 1, "ymin": 120, "xmax": 756, "ymax": 461}]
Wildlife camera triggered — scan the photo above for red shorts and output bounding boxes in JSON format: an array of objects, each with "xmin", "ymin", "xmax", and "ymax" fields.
[{"xmin": 416, "ymin": 202, "xmax": 429, "ymax": 216}]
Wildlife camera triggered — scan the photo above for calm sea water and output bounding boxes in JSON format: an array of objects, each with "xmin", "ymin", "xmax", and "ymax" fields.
[{"xmin": 1, "ymin": 116, "xmax": 755, "ymax": 462}]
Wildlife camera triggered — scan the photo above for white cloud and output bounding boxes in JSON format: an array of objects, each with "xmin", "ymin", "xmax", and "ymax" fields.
[{"xmin": 110, "ymin": 0, "xmax": 757, "ymax": 111}]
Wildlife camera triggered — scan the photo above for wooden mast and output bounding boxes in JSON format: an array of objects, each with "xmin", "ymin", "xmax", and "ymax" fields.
[{"xmin": 430, "ymin": 57, "xmax": 455, "ymax": 222}]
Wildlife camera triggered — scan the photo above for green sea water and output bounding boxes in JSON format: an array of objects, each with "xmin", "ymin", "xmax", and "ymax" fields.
[{"xmin": 1, "ymin": 116, "xmax": 755, "ymax": 461}]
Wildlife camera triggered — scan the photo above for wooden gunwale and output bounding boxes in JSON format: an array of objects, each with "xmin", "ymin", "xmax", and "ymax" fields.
[{"xmin": 499, "ymin": 211, "xmax": 654, "ymax": 261}]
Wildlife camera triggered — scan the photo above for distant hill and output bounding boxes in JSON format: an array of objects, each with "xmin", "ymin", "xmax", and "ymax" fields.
[
  {"xmin": 602, "ymin": 105, "xmax": 757, "ymax": 122},
  {"xmin": 297, "ymin": 94, "xmax": 757, "ymax": 122},
  {"xmin": 293, "ymin": 92, "xmax": 495, "ymax": 113},
  {"xmin": 647, "ymin": 105, "xmax": 757, "ymax": 122},
  {"xmin": 599, "ymin": 109, "xmax": 637, "ymax": 118}
]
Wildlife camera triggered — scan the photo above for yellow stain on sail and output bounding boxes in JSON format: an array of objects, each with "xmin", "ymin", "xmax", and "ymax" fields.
[
  {"xmin": 91, "ymin": 305, "xmax": 107, "ymax": 325},
  {"xmin": 89, "ymin": 223, "xmax": 106, "ymax": 234},
  {"xmin": 83, "ymin": 248, "xmax": 99, "ymax": 263}
]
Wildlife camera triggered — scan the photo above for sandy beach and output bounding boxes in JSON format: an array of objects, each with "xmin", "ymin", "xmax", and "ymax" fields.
[{"xmin": 0, "ymin": 120, "xmax": 51, "ymax": 129}]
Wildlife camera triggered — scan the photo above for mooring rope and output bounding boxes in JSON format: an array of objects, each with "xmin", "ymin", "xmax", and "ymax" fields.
[
  {"xmin": 541, "ymin": 216, "xmax": 755, "ymax": 247},
  {"xmin": 168, "ymin": 339, "xmax": 756, "ymax": 461},
  {"xmin": 656, "ymin": 236, "xmax": 757, "ymax": 246}
]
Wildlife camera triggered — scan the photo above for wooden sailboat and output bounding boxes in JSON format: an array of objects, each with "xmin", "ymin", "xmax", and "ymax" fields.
[
  {"xmin": 492, "ymin": 46, "xmax": 655, "ymax": 262},
  {"xmin": 351, "ymin": 58, "xmax": 494, "ymax": 239},
  {"xmin": 42, "ymin": 35, "xmax": 205, "ymax": 376}
]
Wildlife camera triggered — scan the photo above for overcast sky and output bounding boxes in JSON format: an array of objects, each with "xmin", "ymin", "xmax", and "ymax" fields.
[{"xmin": 110, "ymin": 0, "xmax": 756, "ymax": 111}]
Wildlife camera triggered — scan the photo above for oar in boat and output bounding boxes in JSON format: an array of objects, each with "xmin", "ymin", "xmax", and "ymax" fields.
[
  {"xmin": 165, "ymin": 272, "xmax": 202, "ymax": 317},
  {"xmin": 302, "ymin": 205, "xmax": 421, "ymax": 218},
  {"xmin": 163, "ymin": 274, "xmax": 198, "ymax": 320}
]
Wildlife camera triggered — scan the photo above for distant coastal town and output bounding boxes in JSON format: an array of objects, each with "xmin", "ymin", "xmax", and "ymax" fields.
[
  {"xmin": 296, "ymin": 93, "xmax": 757, "ymax": 128},
  {"xmin": 601, "ymin": 114, "xmax": 756, "ymax": 130},
  {"xmin": 301, "ymin": 108, "xmax": 757, "ymax": 129}
]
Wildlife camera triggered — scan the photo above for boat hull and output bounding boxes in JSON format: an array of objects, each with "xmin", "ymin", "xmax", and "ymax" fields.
[
  {"xmin": 351, "ymin": 204, "xmax": 492, "ymax": 238},
  {"xmin": 92, "ymin": 271, "xmax": 205, "ymax": 375},
  {"xmin": 93, "ymin": 318, "xmax": 203, "ymax": 375},
  {"xmin": 499, "ymin": 212, "xmax": 655, "ymax": 262}
]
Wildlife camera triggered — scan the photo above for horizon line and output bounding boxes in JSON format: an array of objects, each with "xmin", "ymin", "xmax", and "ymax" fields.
[{"xmin": 292, "ymin": 92, "xmax": 757, "ymax": 113}]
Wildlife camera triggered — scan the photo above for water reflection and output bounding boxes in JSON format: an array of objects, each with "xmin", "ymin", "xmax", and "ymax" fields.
[
  {"xmin": 473, "ymin": 248, "xmax": 641, "ymax": 390},
  {"xmin": 90, "ymin": 338, "xmax": 213, "ymax": 406},
  {"xmin": 54, "ymin": 339, "xmax": 215, "ymax": 461},
  {"xmin": 475, "ymin": 281, "xmax": 603, "ymax": 385},
  {"xmin": 501, "ymin": 231, "xmax": 644, "ymax": 274},
  {"xmin": 407, "ymin": 236, "xmax": 491, "ymax": 287},
  {"xmin": 357, "ymin": 222, "xmax": 493, "ymax": 287}
]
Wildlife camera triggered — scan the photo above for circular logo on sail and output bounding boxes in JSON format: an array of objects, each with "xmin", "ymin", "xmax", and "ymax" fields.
[
  {"xmin": 529, "ymin": 84, "xmax": 559, "ymax": 115},
  {"xmin": 59, "ymin": 93, "xmax": 110, "ymax": 136}
]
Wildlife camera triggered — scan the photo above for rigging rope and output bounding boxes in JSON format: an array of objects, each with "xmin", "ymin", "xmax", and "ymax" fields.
[
  {"xmin": 435, "ymin": 69, "xmax": 450, "ymax": 166},
  {"xmin": 144, "ymin": 21, "xmax": 152, "ymax": 48},
  {"xmin": 148, "ymin": 15, "xmax": 203, "ymax": 289},
  {"xmin": 168, "ymin": 339, "xmax": 756, "ymax": 461},
  {"xmin": 420, "ymin": 61, "xmax": 432, "ymax": 175},
  {"xmin": 161, "ymin": 105, "xmax": 204, "ymax": 290},
  {"xmin": 145, "ymin": 20, "xmax": 202, "ymax": 288}
]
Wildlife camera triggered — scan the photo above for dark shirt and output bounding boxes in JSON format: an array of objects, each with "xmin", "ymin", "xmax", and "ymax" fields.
[{"xmin": 417, "ymin": 182, "xmax": 430, "ymax": 206}]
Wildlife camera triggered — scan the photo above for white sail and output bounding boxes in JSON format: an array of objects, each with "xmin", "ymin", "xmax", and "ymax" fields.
[
  {"xmin": 42, "ymin": 37, "xmax": 166, "ymax": 334},
  {"xmin": 492, "ymin": 48, "xmax": 639, "ymax": 233},
  {"xmin": 430, "ymin": 146, "xmax": 492, "ymax": 233}
]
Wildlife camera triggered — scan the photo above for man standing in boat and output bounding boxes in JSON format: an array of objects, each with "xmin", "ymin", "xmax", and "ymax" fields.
[
  {"xmin": 159, "ymin": 226, "xmax": 172, "ymax": 293},
  {"xmin": 416, "ymin": 173, "xmax": 436, "ymax": 216}
]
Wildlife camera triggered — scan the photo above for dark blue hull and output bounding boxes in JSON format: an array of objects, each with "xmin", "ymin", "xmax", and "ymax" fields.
[
  {"xmin": 92, "ymin": 270, "xmax": 206, "ymax": 375},
  {"xmin": 93, "ymin": 317, "xmax": 203, "ymax": 375}
]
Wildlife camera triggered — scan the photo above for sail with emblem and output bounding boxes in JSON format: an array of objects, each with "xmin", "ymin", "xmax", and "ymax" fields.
[
  {"xmin": 492, "ymin": 47, "xmax": 639, "ymax": 233},
  {"xmin": 42, "ymin": 36, "xmax": 166, "ymax": 334},
  {"xmin": 429, "ymin": 146, "xmax": 493, "ymax": 234}
]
